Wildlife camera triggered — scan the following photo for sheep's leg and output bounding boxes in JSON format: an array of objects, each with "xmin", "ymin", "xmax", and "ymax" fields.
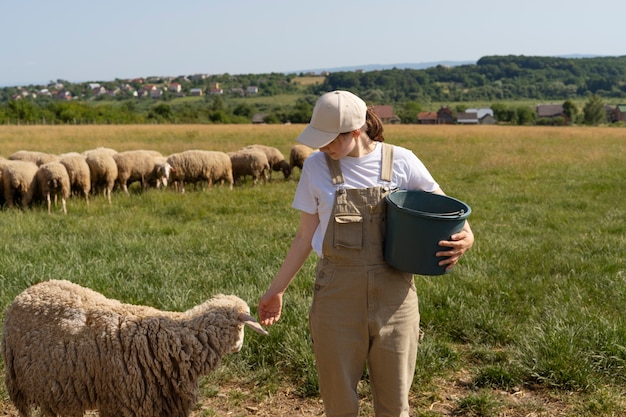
[{"xmin": 46, "ymin": 193, "xmax": 52, "ymax": 214}]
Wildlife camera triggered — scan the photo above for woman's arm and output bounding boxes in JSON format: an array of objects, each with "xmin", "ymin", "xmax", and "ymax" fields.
[{"xmin": 258, "ymin": 211, "xmax": 320, "ymax": 325}]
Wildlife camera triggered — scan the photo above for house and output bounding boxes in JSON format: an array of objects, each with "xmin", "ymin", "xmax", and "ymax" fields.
[
  {"xmin": 231, "ymin": 87, "xmax": 245, "ymax": 96},
  {"xmin": 536, "ymin": 104, "xmax": 569, "ymax": 124},
  {"xmin": 169, "ymin": 83, "xmax": 182, "ymax": 94},
  {"xmin": 417, "ymin": 112, "xmax": 438, "ymax": 124},
  {"xmin": 246, "ymin": 86, "xmax": 259, "ymax": 94},
  {"xmin": 466, "ymin": 108, "xmax": 494, "ymax": 120},
  {"xmin": 437, "ymin": 107, "xmax": 454, "ymax": 124},
  {"xmin": 252, "ymin": 113, "xmax": 267, "ymax": 124},
  {"xmin": 611, "ymin": 104, "xmax": 626, "ymax": 122},
  {"xmin": 189, "ymin": 88, "xmax": 203, "ymax": 96},
  {"xmin": 456, "ymin": 112, "xmax": 479, "ymax": 124},
  {"xmin": 209, "ymin": 88, "xmax": 223, "ymax": 95},
  {"xmin": 371, "ymin": 105, "xmax": 400, "ymax": 124},
  {"xmin": 536, "ymin": 104, "xmax": 564, "ymax": 119},
  {"xmin": 479, "ymin": 114, "xmax": 496, "ymax": 125}
]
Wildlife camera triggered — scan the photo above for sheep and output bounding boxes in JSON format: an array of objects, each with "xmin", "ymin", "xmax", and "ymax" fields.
[
  {"xmin": 2, "ymin": 279, "xmax": 268, "ymax": 417},
  {"xmin": 112, "ymin": 150, "xmax": 171, "ymax": 195},
  {"xmin": 0, "ymin": 156, "xmax": 8, "ymax": 206},
  {"xmin": 166, "ymin": 150, "xmax": 233, "ymax": 193},
  {"xmin": 243, "ymin": 144, "xmax": 291, "ymax": 179},
  {"xmin": 228, "ymin": 149, "xmax": 270, "ymax": 186},
  {"xmin": 2, "ymin": 160, "xmax": 39, "ymax": 209},
  {"xmin": 84, "ymin": 149, "xmax": 118, "ymax": 204},
  {"xmin": 8, "ymin": 150, "xmax": 60, "ymax": 166},
  {"xmin": 152, "ymin": 156, "xmax": 173, "ymax": 189},
  {"xmin": 32, "ymin": 162, "xmax": 71, "ymax": 214},
  {"xmin": 59, "ymin": 153, "xmax": 91, "ymax": 203},
  {"xmin": 289, "ymin": 144, "xmax": 315, "ymax": 172}
]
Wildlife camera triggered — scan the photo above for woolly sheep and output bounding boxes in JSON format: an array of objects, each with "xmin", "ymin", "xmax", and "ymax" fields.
[
  {"xmin": 228, "ymin": 149, "xmax": 270, "ymax": 186},
  {"xmin": 8, "ymin": 150, "xmax": 60, "ymax": 166},
  {"xmin": 0, "ymin": 157, "xmax": 8, "ymax": 206},
  {"xmin": 243, "ymin": 144, "xmax": 291, "ymax": 179},
  {"xmin": 289, "ymin": 144, "xmax": 315, "ymax": 171},
  {"xmin": 31, "ymin": 162, "xmax": 71, "ymax": 214},
  {"xmin": 112, "ymin": 150, "xmax": 171, "ymax": 195},
  {"xmin": 84, "ymin": 149, "xmax": 118, "ymax": 204},
  {"xmin": 2, "ymin": 160, "xmax": 39, "ymax": 209},
  {"xmin": 166, "ymin": 150, "xmax": 233, "ymax": 193},
  {"xmin": 2, "ymin": 279, "xmax": 268, "ymax": 417},
  {"xmin": 59, "ymin": 153, "xmax": 91, "ymax": 203}
]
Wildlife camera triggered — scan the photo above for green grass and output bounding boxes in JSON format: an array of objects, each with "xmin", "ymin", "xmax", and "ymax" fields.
[{"xmin": 0, "ymin": 125, "xmax": 625, "ymax": 415}]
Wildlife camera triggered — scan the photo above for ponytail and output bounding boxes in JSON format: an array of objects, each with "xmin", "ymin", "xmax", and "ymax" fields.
[{"xmin": 365, "ymin": 108, "xmax": 385, "ymax": 142}]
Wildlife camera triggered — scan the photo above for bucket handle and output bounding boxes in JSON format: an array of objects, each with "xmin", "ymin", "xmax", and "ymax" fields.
[{"xmin": 401, "ymin": 207, "xmax": 466, "ymax": 218}]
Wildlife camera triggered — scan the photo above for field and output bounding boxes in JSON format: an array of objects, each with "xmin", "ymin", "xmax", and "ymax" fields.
[{"xmin": 0, "ymin": 124, "xmax": 624, "ymax": 416}]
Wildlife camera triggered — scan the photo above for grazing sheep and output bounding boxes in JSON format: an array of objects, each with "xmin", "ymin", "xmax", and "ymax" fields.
[
  {"xmin": 59, "ymin": 153, "xmax": 91, "ymax": 203},
  {"xmin": 0, "ymin": 157, "xmax": 8, "ymax": 206},
  {"xmin": 8, "ymin": 150, "xmax": 60, "ymax": 166},
  {"xmin": 153, "ymin": 156, "xmax": 173, "ymax": 189},
  {"xmin": 228, "ymin": 149, "xmax": 270, "ymax": 186},
  {"xmin": 243, "ymin": 144, "xmax": 291, "ymax": 179},
  {"xmin": 84, "ymin": 149, "xmax": 118, "ymax": 204},
  {"xmin": 2, "ymin": 279, "xmax": 268, "ymax": 417},
  {"xmin": 166, "ymin": 150, "xmax": 233, "ymax": 193},
  {"xmin": 289, "ymin": 144, "xmax": 315, "ymax": 172},
  {"xmin": 112, "ymin": 150, "xmax": 170, "ymax": 195},
  {"xmin": 32, "ymin": 162, "xmax": 71, "ymax": 214},
  {"xmin": 2, "ymin": 160, "xmax": 39, "ymax": 209}
]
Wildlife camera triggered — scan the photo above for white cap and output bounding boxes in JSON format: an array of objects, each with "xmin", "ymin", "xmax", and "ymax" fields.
[{"xmin": 296, "ymin": 90, "xmax": 367, "ymax": 149}]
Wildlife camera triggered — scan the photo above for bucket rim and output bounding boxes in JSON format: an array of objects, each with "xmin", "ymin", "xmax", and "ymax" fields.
[{"xmin": 386, "ymin": 190, "xmax": 471, "ymax": 220}]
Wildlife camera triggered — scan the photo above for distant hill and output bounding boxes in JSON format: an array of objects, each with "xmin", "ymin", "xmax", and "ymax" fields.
[{"xmin": 291, "ymin": 60, "xmax": 476, "ymax": 74}]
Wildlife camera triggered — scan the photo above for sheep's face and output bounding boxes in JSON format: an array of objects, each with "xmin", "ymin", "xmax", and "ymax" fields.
[
  {"xmin": 233, "ymin": 324, "xmax": 246, "ymax": 353},
  {"xmin": 233, "ymin": 306, "xmax": 269, "ymax": 352}
]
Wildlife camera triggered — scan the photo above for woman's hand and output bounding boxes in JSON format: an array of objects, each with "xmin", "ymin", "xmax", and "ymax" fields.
[
  {"xmin": 437, "ymin": 222, "xmax": 474, "ymax": 271},
  {"xmin": 258, "ymin": 292, "xmax": 284, "ymax": 326}
]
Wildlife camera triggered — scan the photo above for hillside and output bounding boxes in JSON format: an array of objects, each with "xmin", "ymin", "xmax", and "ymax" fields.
[{"xmin": 1, "ymin": 55, "xmax": 625, "ymax": 125}]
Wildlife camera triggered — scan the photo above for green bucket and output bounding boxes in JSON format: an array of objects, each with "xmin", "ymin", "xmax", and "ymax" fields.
[{"xmin": 385, "ymin": 190, "xmax": 471, "ymax": 276}]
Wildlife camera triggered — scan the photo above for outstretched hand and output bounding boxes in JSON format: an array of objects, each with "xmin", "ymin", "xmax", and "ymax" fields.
[{"xmin": 258, "ymin": 292, "xmax": 284, "ymax": 326}]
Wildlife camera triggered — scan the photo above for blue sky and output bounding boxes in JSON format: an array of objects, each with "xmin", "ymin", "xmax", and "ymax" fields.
[{"xmin": 2, "ymin": 0, "xmax": 625, "ymax": 87}]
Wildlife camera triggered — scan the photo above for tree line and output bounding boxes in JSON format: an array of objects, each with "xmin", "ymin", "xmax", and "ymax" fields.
[{"xmin": 1, "ymin": 55, "xmax": 625, "ymax": 125}]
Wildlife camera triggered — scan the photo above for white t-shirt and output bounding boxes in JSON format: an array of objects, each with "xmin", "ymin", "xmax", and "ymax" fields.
[{"xmin": 293, "ymin": 142, "xmax": 439, "ymax": 257}]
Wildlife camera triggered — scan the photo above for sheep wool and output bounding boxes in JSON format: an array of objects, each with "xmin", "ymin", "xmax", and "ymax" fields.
[
  {"xmin": 289, "ymin": 144, "xmax": 315, "ymax": 171},
  {"xmin": 228, "ymin": 149, "xmax": 270, "ymax": 186},
  {"xmin": 166, "ymin": 150, "xmax": 233, "ymax": 193},
  {"xmin": 2, "ymin": 160, "xmax": 39, "ymax": 209},
  {"xmin": 243, "ymin": 144, "xmax": 291, "ymax": 179},
  {"xmin": 112, "ymin": 149, "xmax": 169, "ymax": 194},
  {"xmin": 33, "ymin": 161, "xmax": 71, "ymax": 214},
  {"xmin": 8, "ymin": 150, "xmax": 60, "ymax": 167},
  {"xmin": 84, "ymin": 149, "xmax": 118, "ymax": 204},
  {"xmin": 59, "ymin": 153, "xmax": 91, "ymax": 203},
  {"xmin": 2, "ymin": 279, "xmax": 268, "ymax": 417}
]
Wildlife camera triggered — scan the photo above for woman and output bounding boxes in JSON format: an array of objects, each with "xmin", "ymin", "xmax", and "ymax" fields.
[{"xmin": 258, "ymin": 90, "xmax": 474, "ymax": 417}]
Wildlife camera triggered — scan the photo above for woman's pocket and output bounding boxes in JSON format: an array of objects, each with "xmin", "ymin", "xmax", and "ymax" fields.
[{"xmin": 333, "ymin": 214, "xmax": 363, "ymax": 249}]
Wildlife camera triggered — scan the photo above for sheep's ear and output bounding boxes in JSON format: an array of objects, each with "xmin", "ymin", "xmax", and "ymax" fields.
[{"xmin": 239, "ymin": 313, "xmax": 269, "ymax": 336}]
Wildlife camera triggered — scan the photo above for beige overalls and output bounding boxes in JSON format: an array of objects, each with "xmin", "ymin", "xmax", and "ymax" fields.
[{"xmin": 309, "ymin": 143, "xmax": 420, "ymax": 417}]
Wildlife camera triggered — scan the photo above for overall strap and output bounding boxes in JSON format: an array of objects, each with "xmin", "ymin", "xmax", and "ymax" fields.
[
  {"xmin": 380, "ymin": 142, "xmax": 394, "ymax": 182},
  {"xmin": 324, "ymin": 152, "xmax": 345, "ymax": 185},
  {"xmin": 324, "ymin": 142, "xmax": 395, "ymax": 184}
]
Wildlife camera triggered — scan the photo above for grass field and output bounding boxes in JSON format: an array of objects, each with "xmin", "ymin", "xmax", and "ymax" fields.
[{"xmin": 0, "ymin": 124, "xmax": 624, "ymax": 416}]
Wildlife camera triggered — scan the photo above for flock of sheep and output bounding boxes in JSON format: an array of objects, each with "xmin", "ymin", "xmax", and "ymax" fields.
[
  {"xmin": 0, "ymin": 142, "xmax": 318, "ymax": 415},
  {"xmin": 0, "ymin": 143, "xmax": 315, "ymax": 214}
]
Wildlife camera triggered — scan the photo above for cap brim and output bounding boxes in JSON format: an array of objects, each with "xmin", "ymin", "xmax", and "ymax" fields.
[{"xmin": 295, "ymin": 125, "xmax": 338, "ymax": 149}]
